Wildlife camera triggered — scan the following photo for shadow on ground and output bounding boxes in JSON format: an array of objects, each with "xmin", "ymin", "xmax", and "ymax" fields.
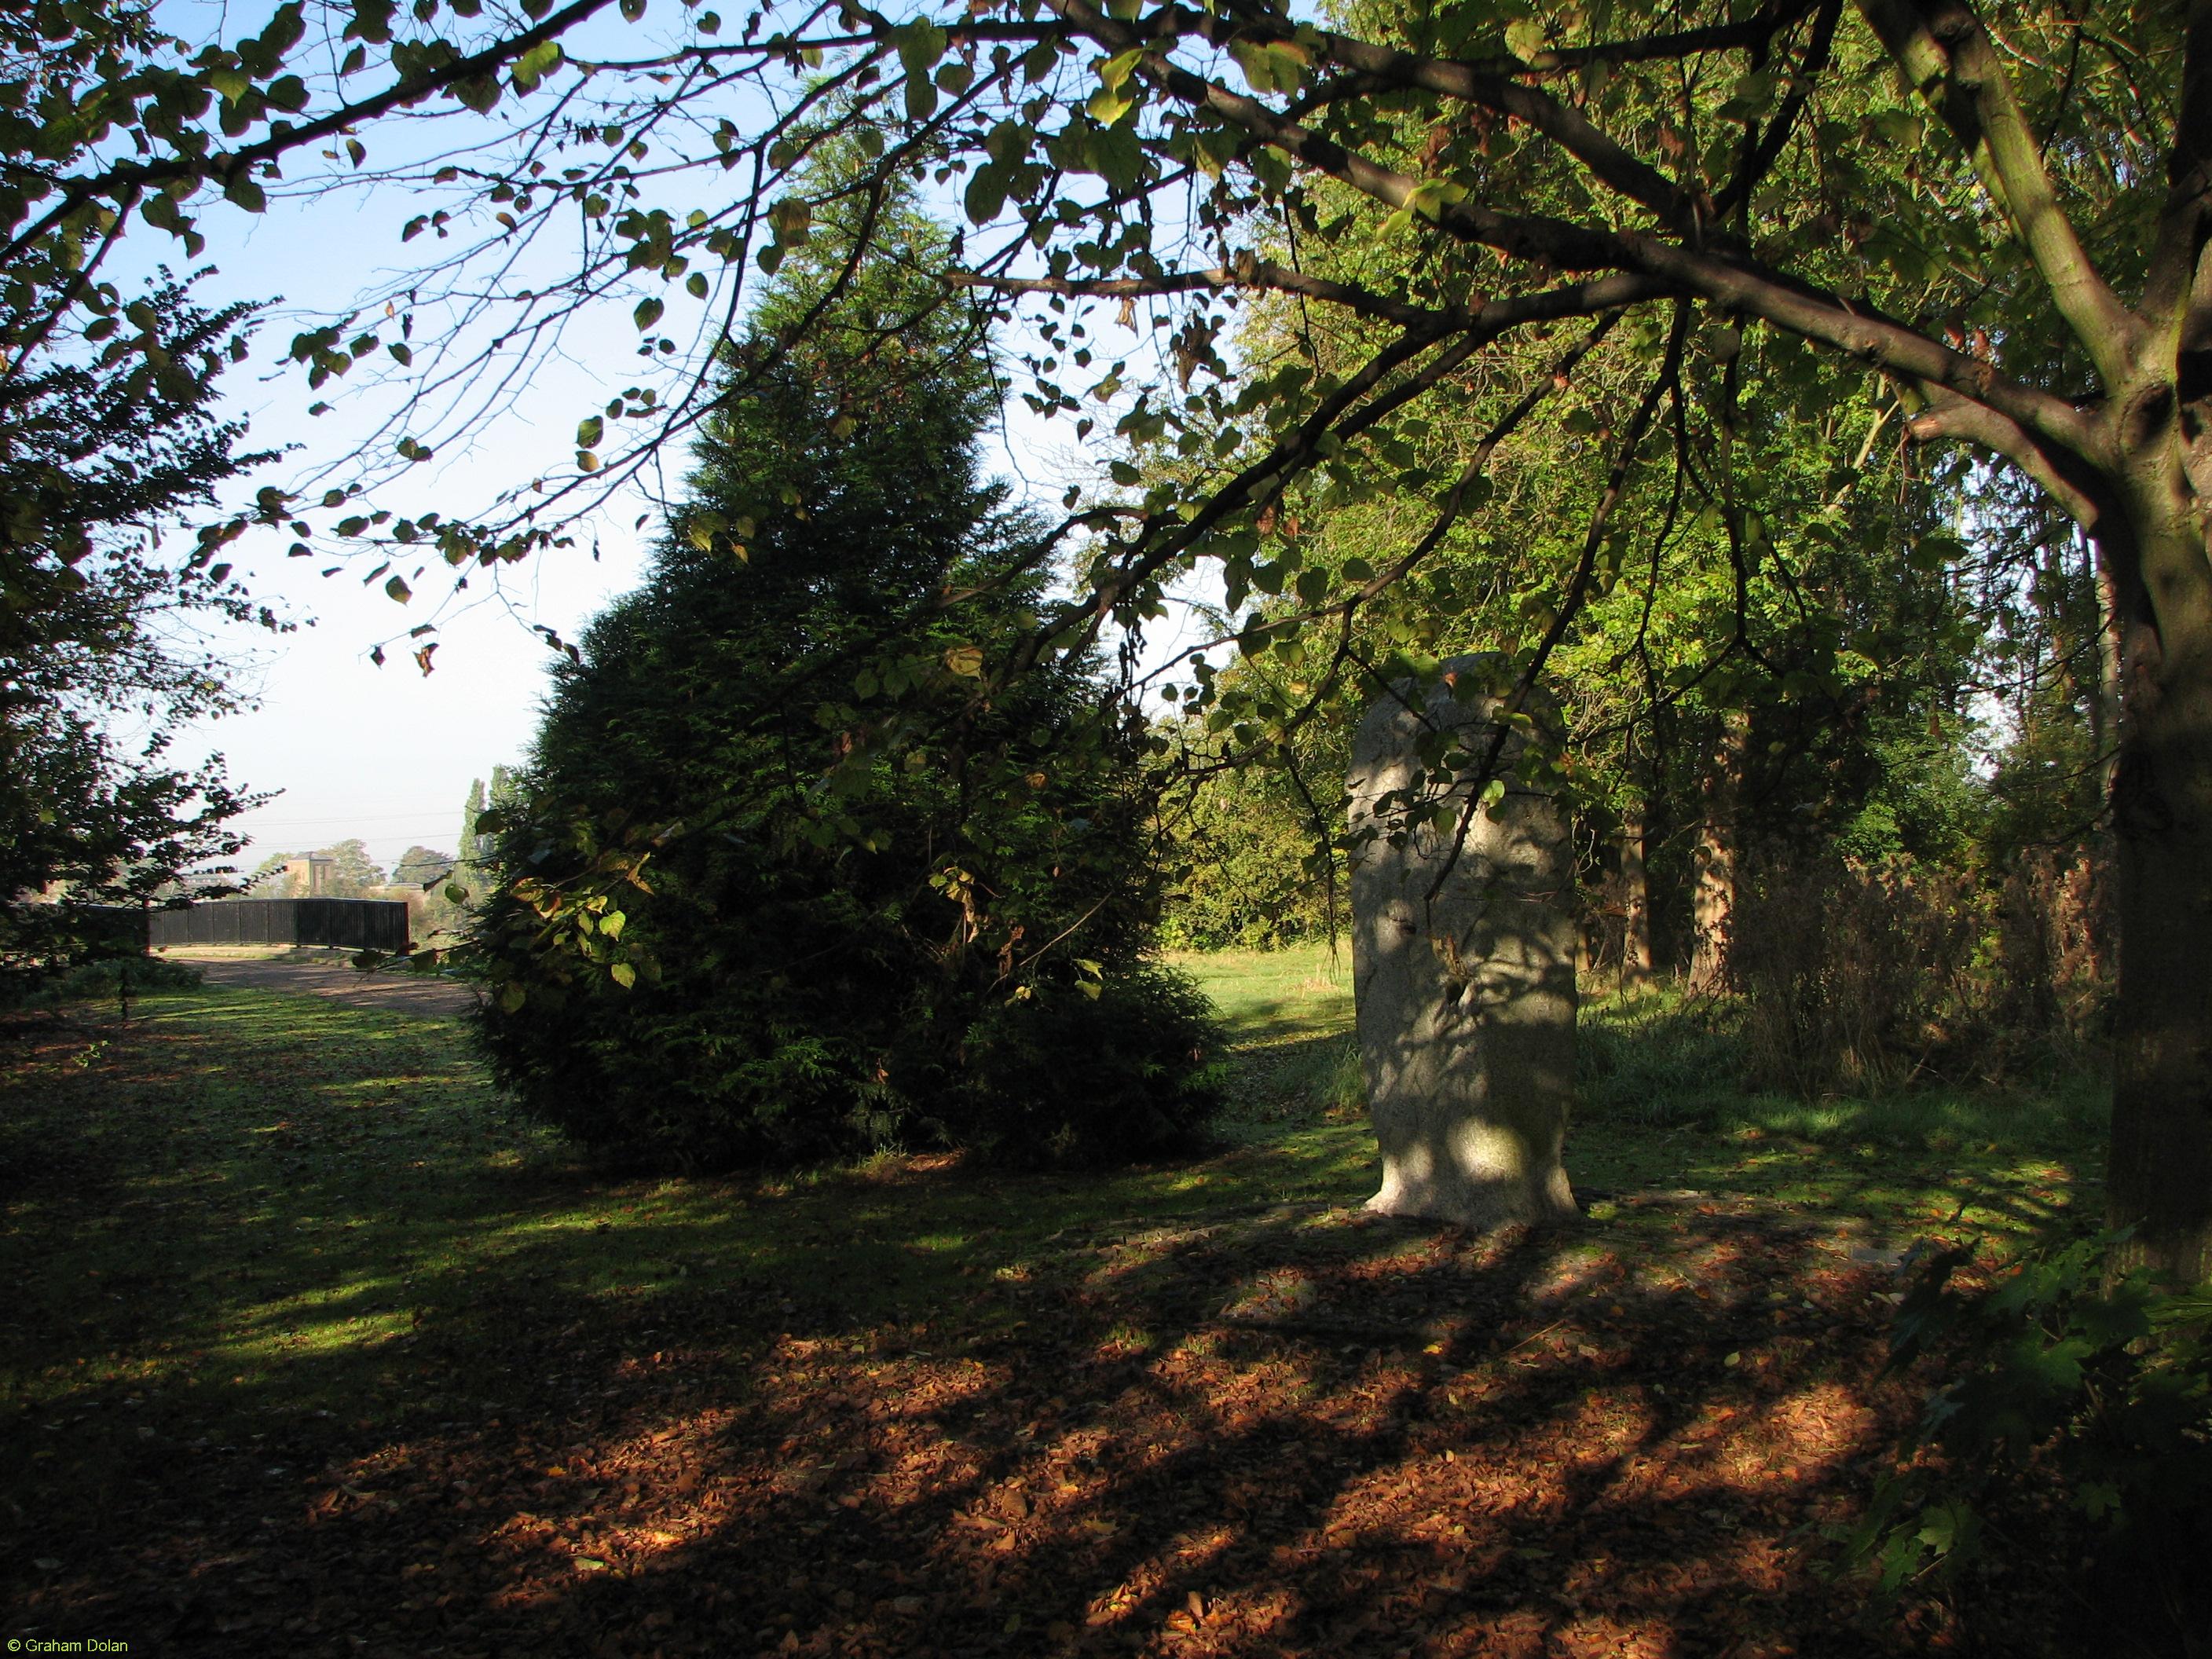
[{"xmin": 0, "ymin": 990, "xmax": 2100, "ymax": 1659}]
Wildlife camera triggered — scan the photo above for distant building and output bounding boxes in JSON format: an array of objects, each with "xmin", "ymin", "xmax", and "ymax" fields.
[{"xmin": 280, "ymin": 855, "xmax": 339, "ymax": 896}]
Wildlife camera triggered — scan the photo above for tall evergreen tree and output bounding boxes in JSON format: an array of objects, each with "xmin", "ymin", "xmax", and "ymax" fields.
[
  {"xmin": 458, "ymin": 779, "xmax": 485, "ymax": 876},
  {"xmin": 469, "ymin": 172, "xmax": 1219, "ymax": 1168}
]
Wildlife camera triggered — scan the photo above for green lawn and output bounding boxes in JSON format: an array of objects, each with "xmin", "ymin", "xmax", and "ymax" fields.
[
  {"xmin": 0, "ymin": 979, "xmax": 1378, "ymax": 1446},
  {"xmin": 1184, "ymin": 941, "xmax": 2105, "ymax": 1246},
  {"xmin": 0, "ymin": 954, "xmax": 2108, "ymax": 1656}
]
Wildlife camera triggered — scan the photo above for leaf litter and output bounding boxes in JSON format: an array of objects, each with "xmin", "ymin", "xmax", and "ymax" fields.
[{"xmin": 0, "ymin": 989, "xmax": 2092, "ymax": 1657}]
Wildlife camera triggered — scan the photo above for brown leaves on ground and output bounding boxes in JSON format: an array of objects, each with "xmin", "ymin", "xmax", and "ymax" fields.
[{"xmin": 5, "ymin": 1187, "xmax": 2081, "ymax": 1658}]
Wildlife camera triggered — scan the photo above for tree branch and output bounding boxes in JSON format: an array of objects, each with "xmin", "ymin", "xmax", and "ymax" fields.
[
  {"xmin": 1237, "ymin": 17, "xmax": 1708, "ymax": 235},
  {"xmin": 1904, "ymin": 385, "xmax": 2116, "ymax": 533},
  {"xmin": 2144, "ymin": 0, "xmax": 2212, "ymax": 338},
  {"xmin": 1855, "ymin": 0, "xmax": 2143, "ymax": 383},
  {"xmin": 1067, "ymin": 0, "xmax": 2103, "ymax": 464},
  {"xmin": 0, "ymin": 0, "xmax": 623, "ymax": 274},
  {"xmin": 950, "ymin": 259, "xmax": 1626, "ymax": 332}
]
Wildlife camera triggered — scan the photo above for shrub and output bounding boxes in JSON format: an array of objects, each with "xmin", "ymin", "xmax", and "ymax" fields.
[
  {"xmin": 1851, "ymin": 1233, "xmax": 2212, "ymax": 1654},
  {"xmin": 1992, "ymin": 848, "xmax": 2113, "ymax": 1052},
  {"xmin": 53, "ymin": 954, "xmax": 202, "ymax": 998},
  {"xmin": 1728, "ymin": 844, "xmax": 2110, "ymax": 1097},
  {"xmin": 469, "ymin": 175, "xmax": 1220, "ymax": 1172},
  {"xmin": 1731, "ymin": 849, "xmax": 1987, "ymax": 1095},
  {"xmin": 1579, "ymin": 988, "xmax": 1747, "ymax": 1123},
  {"xmin": 1, "ymin": 951, "xmax": 200, "ymax": 1009},
  {"xmin": 952, "ymin": 963, "xmax": 1229, "ymax": 1164}
]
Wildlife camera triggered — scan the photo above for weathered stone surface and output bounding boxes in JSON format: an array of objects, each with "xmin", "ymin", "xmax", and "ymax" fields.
[{"xmin": 1347, "ymin": 657, "xmax": 1578, "ymax": 1229}]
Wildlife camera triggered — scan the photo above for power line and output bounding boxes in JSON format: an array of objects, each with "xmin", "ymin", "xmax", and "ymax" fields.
[{"xmin": 236, "ymin": 809, "xmax": 467, "ymax": 826}]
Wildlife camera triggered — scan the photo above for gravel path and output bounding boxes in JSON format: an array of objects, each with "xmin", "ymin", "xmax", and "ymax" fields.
[{"xmin": 179, "ymin": 952, "xmax": 478, "ymax": 1018}]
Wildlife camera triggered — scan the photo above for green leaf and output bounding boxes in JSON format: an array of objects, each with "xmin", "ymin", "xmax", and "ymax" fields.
[
  {"xmin": 767, "ymin": 196, "xmax": 811, "ymax": 243},
  {"xmin": 1228, "ymin": 37, "xmax": 1309, "ymax": 95},
  {"xmin": 577, "ymin": 415, "xmax": 605, "ymax": 448},
  {"xmin": 610, "ymin": 961, "xmax": 636, "ymax": 989},
  {"xmin": 633, "ymin": 297, "xmax": 664, "ymax": 331},
  {"xmin": 1248, "ymin": 145, "xmax": 1293, "ymax": 194},
  {"xmin": 385, "ymin": 575, "xmax": 412, "ymax": 603},
  {"xmin": 1086, "ymin": 87, "xmax": 1134, "ymax": 126},
  {"xmin": 1405, "ymin": 179, "xmax": 1468, "ymax": 222},
  {"xmin": 984, "ymin": 119, "xmax": 1031, "ymax": 166},
  {"xmin": 511, "ymin": 38, "xmax": 563, "ymax": 93},
  {"xmin": 1719, "ymin": 70, "xmax": 1778, "ymax": 123},
  {"xmin": 1096, "ymin": 47, "xmax": 1144, "ymax": 92},
  {"xmin": 893, "ymin": 19, "xmax": 947, "ymax": 79},
  {"xmin": 964, "ymin": 163, "xmax": 1007, "ymax": 225}
]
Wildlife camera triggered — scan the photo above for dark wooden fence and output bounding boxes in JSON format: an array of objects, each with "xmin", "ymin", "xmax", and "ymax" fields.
[{"xmin": 147, "ymin": 899, "xmax": 412, "ymax": 952}]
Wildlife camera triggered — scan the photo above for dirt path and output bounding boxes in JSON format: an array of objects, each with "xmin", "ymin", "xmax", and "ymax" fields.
[{"xmin": 177, "ymin": 950, "xmax": 478, "ymax": 1018}]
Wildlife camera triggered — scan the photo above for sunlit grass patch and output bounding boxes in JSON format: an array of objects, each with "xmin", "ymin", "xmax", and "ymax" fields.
[
  {"xmin": 1180, "ymin": 946, "xmax": 2105, "ymax": 1253},
  {"xmin": 1166, "ymin": 941, "xmax": 1353, "ymax": 1045},
  {"xmin": 0, "ymin": 959, "xmax": 2108, "ymax": 1657}
]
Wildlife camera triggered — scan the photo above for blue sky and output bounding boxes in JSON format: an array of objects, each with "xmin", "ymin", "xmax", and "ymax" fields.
[{"xmin": 112, "ymin": 11, "xmax": 1224, "ymax": 876}]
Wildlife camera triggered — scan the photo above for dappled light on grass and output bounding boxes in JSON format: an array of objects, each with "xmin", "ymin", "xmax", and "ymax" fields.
[{"xmin": 0, "ymin": 981, "xmax": 2102, "ymax": 1656}]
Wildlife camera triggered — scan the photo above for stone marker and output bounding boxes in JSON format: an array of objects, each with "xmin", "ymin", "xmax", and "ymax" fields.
[{"xmin": 1347, "ymin": 656, "xmax": 1578, "ymax": 1228}]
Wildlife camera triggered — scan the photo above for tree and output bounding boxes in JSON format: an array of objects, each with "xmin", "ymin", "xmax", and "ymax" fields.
[
  {"xmin": 391, "ymin": 845, "xmax": 456, "ymax": 888},
  {"xmin": 458, "ymin": 779, "xmax": 485, "ymax": 877},
  {"xmin": 1, "ymin": 728, "xmax": 262, "ymax": 974},
  {"xmin": 314, "ymin": 837, "xmax": 384, "ymax": 897},
  {"xmin": 1162, "ymin": 233, "xmax": 1983, "ymax": 983},
  {"xmin": 250, "ymin": 839, "xmax": 386, "ymax": 897},
  {"xmin": 0, "ymin": 0, "xmax": 281, "ymax": 969},
  {"xmin": 20, "ymin": 0, "xmax": 2209, "ymax": 1275},
  {"xmin": 456, "ymin": 769, "xmax": 517, "ymax": 879},
  {"xmin": 0, "ymin": 264, "xmax": 276, "ymax": 970},
  {"xmin": 467, "ymin": 174, "xmax": 1220, "ymax": 1168}
]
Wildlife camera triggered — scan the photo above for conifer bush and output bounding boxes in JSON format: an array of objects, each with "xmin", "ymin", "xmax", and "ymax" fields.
[{"xmin": 466, "ymin": 172, "xmax": 1219, "ymax": 1170}]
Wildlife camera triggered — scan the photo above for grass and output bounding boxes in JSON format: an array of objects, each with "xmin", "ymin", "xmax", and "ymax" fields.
[
  {"xmin": 0, "ymin": 950, "xmax": 2114, "ymax": 1656},
  {"xmin": 0, "ymin": 980, "xmax": 1380, "ymax": 1475},
  {"xmin": 1181, "ymin": 941, "xmax": 2105, "ymax": 1247},
  {"xmin": 1168, "ymin": 945, "xmax": 1364, "ymax": 1137}
]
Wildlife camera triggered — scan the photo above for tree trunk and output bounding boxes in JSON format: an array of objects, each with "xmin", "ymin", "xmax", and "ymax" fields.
[
  {"xmin": 2092, "ymin": 545, "xmax": 2124, "ymax": 808},
  {"xmin": 1690, "ymin": 711, "xmax": 1747, "ymax": 992},
  {"xmin": 1619, "ymin": 806, "xmax": 1651, "ymax": 991},
  {"xmin": 2103, "ymin": 502, "xmax": 2212, "ymax": 1286}
]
